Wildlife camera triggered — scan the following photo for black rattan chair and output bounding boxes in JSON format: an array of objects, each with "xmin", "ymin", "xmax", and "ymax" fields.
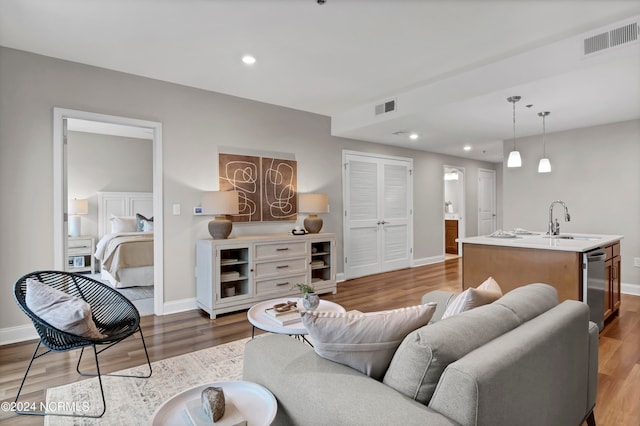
[{"xmin": 13, "ymin": 270, "xmax": 152, "ymax": 418}]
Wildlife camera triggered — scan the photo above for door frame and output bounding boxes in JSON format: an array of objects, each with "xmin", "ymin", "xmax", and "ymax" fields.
[
  {"xmin": 53, "ymin": 108, "xmax": 164, "ymax": 315},
  {"xmin": 477, "ymin": 168, "xmax": 497, "ymax": 236},
  {"xmin": 443, "ymin": 165, "xmax": 465, "ymax": 256}
]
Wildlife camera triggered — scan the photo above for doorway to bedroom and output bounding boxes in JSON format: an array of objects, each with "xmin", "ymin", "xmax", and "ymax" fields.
[{"xmin": 53, "ymin": 108, "xmax": 163, "ymax": 316}]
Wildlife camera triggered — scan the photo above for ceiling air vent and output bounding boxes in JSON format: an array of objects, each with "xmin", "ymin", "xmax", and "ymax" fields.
[
  {"xmin": 584, "ymin": 21, "xmax": 639, "ymax": 56},
  {"xmin": 374, "ymin": 99, "xmax": 396, "ymax": 116}
]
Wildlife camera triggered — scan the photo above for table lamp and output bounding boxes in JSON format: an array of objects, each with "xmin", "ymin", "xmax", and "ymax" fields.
[
  {"xmin": 202, "ymin": 191, "xmax": 240, "ymax": 239},
  {"xmin": 299, "ymin": 193, "xmax": 329, "ymax": 233},
  {"xmin": 68, "ymin": 198, "xmax": 89, "ymax": 237}
]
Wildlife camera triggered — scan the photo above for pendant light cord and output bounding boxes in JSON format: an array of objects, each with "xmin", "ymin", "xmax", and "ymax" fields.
[
  {"xmin": 538, "ymin": 111, "xmax": 550, "ymax": 156},
  {"xmin": 512, "ymin": 100, "xmax": 516, "ymax": 150},
  {"xmin": 542, "ymin": 114, "xmax": 546, "ymax": 156},
  {"xmin": 507, "ymin": 96, "xmax": 521, "ymax": 150}
]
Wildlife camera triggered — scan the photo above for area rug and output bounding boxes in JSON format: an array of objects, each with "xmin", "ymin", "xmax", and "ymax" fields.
[{"xmin": 45, "ymin": 338, "xmax": 249, "ymax": 425}]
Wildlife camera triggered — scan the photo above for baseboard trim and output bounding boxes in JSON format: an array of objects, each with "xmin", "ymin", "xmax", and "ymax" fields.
[
  {"xmin": 0, "ymin": 324, "xmax": 39, "ymax": 346},
  {"xmin": 621, "ymin": 282, "xmax": 640, "ymax": 296},
  {"xmin": 412, "ymin": 255, "xmax": 445, "ymax": 267},
  {"xmin": 162, "ymin": 298, "xmax": 198, "ymax": 315}
]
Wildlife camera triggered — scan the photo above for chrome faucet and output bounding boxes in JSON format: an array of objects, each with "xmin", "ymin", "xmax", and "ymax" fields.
[{"xmin": 548, "ymin": 200, "xmax": 570, "ymax": 235}]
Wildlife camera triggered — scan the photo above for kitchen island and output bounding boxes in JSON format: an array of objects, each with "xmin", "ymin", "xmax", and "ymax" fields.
[{"xmin": 458, "ymin": 232, "xmax": 623, "ymax": 323}]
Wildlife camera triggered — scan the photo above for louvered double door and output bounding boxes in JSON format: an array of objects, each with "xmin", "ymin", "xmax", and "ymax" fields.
[{"xmin": 343, "ymin": 152, "xmax": 413, "ymax": 280}]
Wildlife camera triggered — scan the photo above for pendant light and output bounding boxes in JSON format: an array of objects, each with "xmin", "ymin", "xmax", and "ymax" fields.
[
  {"xmin": 537, "ymin": 111, "xmax": 551, "ymax": 173},
  {"xmin": 506, "ymin": 96, "xmax": 522, "ymax": 168}
]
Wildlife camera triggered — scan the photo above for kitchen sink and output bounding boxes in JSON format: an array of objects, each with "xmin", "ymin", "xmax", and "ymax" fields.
[{"xmin": 543, "ymin": 234, "xmax": 601, "ymax": 241}]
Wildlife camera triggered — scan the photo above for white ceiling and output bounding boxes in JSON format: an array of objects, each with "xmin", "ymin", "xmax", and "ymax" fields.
[{"xmin": 1, "ymin": 0, "xmax": 639, "ymax": 162}]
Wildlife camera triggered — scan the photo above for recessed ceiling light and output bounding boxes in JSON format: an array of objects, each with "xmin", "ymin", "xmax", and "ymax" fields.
[
  {"xmin": 409, "ymin": 133, "xmax": 419, "ymax": 140},
  {"xmin": 242, "ymin": 55, "xmax": 256, "ymax": 65},
  {"xmin": 463, "ymin": 145, "xmax": 472, "ymax": 151}
]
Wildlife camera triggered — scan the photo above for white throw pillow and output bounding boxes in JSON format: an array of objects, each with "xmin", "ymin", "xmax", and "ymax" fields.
[
  {"xmin": 477, "ymin": 276, "xmax": 502, "ymax": 295},
  {"xmin": 301, "ymin": 303, "xmax": 437, "ymax": 380},
  {"xmin": 25, "ymin": 278, "xmax": 106, "ymax": 339},
  {"xmin": 110, "ymin": 215, "xmax": 137, "ymax": 233},
  {"xmin": 441, "ymin": 276, "xmax": 503, "ymax": 319}
]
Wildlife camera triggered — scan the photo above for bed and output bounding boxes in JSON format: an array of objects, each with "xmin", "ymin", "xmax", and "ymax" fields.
[{"xmin": 94, "ymin": 192, "xmax": 154, "ymax": 288}]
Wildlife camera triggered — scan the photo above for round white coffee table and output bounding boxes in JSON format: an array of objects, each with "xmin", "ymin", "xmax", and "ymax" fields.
[
  {"xmin": 151, "ymin": 381, "xmax": 276, "ymax": 426},
  {"xmin": 248, "ymin": 297, "xmax": 345, "ymax": 338}
]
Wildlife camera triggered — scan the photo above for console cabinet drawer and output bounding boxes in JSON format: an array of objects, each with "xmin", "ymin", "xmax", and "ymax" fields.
[
  {"xmin": 256, "ymin": 274, "xmax": 308, "ymax": 296},
  {"xmin": 255, "ymin": 257, "xmax": 308, "ymax": 278},
  {"xmin": 255, "ymin": 242, "xmax": 306, "ymax": 260}
]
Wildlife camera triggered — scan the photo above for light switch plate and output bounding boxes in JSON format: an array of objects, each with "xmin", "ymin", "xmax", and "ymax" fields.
[{"xmin": 172, "ymin": 203, "xmax": 181, "ymax": 215}]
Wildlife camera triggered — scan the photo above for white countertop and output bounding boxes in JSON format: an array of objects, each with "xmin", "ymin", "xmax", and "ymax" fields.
[{"xmin": 458, "ymin": 232, "xmax": 623, "ymax": 252}]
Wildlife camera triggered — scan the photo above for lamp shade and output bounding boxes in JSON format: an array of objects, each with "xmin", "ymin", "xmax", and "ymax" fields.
[
  {"xmin": 201, "ymin": 191, "xmax": 239, "ymax": 215},
  {"xmin": 68, "ymin": 199, "xmax": 89, "ymax": 215},
  {"xmin": 507, "ymin": 150, "xmax": 522, "ymax": 168},
  {"xmin": 538, "ymin": 158, "xmax": 552, "ymax": 173},
  {"xmin": 298, "ymin": 193, "xmax": 329, "ymax": 214}
]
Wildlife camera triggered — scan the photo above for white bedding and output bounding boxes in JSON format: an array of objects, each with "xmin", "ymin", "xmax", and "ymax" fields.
[{"xmin": 95, "ymin": 232, "xmax": 154, "ymax": 288}]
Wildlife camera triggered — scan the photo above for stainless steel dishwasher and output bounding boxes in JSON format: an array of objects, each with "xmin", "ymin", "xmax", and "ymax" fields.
[{"xmin": 583, "ymin": 248, "xmax": 606, "ymax": 330}]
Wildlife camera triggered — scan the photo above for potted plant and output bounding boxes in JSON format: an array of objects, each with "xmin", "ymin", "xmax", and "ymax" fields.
[{"xmin": 296, "ymin": 283, "xmax": 319, "ymax": 310}]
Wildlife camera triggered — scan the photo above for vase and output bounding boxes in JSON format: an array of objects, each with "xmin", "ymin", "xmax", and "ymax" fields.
[{"xmin": 302, "ymin": 292, "xmax": 320, "ymax": 310}]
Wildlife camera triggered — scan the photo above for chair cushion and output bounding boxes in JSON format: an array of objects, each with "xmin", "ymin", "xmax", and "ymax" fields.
[
  {"xmin": 441, "ymin": 277, "xmax": 502, "ymax": 319},
  {"xmin": 301, "ymin": 303, "xmax": 437, "ymax": 380},
  {"xmin": 25, "ymin": 278, "xmax": 105, "ymax": 339},
  {"xmin": 382, "ymin": 303, "xmax": 520, "ymax": 405}
]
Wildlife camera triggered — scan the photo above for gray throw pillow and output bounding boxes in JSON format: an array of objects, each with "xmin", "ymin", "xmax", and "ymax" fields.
[
  {"xmin": 25, "ymin": 278, "xmax": 106, "ymax": 339},
  {"xmin": 301, "ymin": 303, "xmax": 437, "ymax": 380}
]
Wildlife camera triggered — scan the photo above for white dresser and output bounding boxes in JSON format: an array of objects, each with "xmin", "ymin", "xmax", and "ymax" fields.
[{"xmin": 196, "ymin": 233, "xmax": 336, "ymax": 319}]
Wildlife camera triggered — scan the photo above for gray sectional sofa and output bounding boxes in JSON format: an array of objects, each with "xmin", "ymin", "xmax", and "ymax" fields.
[{"xmin": 243, "ymin": 284, "xmax": 598, "ymax": 426}]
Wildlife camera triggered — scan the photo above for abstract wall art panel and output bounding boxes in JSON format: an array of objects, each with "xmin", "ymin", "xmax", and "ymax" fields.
[{"xmin": 219, "ymin": 152, "xmax": 297, "ymax": 222}]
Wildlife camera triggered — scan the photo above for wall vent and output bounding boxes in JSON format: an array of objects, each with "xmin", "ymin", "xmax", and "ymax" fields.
[
  {"xmin": 374, "ymin": 99, "xmax": 396, "ymax": 115},
  {"xmin": 584, "ymin": 21, "xmax": 638, "ymax": 56}
]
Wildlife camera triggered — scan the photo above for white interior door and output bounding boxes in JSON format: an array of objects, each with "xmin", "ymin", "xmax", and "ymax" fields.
[
  {"xmin": 343, "ymin": 152, "xmax": 412, "ymax": 279},
  {"xmin": 478, "ymin": 168, "xmax": 497, "ymax": 235},
  {"xmin": 380, "ymin": 161, "xmax": 411, "ymax": 272}
]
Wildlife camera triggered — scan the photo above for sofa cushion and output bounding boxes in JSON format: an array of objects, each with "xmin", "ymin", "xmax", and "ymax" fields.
[
  {"xmin": 301, "ymin": 303, "xmax": 437, "ymax": 380},
  {"xmin": 441, "ymin": 277, "xmax": 502, "ymax": 319},
  {"xmin": 25, "ymin": 278, "xmax": 105, "ymax": 339},
  {"xmin": 382, "ymin": 303, "xmax": 520, "ymax": 405},
  {"xmin": 494, "ymin": 283, "xmax": 558, "ymax": 323}
]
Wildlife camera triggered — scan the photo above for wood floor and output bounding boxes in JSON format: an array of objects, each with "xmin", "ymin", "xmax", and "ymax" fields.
[{"xmin": 1, "ymin": 258, "xmax": 638, "ymax": 425}]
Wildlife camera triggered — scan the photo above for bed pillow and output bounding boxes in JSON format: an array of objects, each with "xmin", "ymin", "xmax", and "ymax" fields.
[
  {"xmin": 110, "ymin": 215, "xmax": 137, "ymax": 233},
  {"xmin": 300, "ymin": 303, "xmax": 437, "ymax": 380},
  {"xmin": 141, "ymin": 219, "xmax": 154, "ymax": 232},
  {"xmin": 136, "ymin": 213, "xmax": 153, "ymax": 232},
  {"xmin": 441, "ymin": 276, "xmax": 502, "ymax": 319},
  {"xmin": 25, "ymin": 278, "xmax": 105, "ymax": 339}
]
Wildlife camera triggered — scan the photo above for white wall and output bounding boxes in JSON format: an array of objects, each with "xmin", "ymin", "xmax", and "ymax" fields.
[
  {"xmin": 0, "ymin": 47, "xmax": 498, "ymax": 335},
  {"xmin": 68, "ymin": 131, "xmax": 153, "ymax": 237},
  {"xmin": 502, "ymin": 119, "xmax": 640, "ymax": 288}
]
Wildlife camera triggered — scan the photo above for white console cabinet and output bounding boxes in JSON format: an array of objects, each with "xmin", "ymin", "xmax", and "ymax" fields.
[{"xmin": 196, "ymin": 233, "xmax": 336, "ymax": 319}]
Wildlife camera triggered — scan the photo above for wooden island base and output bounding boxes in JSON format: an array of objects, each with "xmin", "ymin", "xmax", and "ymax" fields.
[{"xmin": 462, "ymin": 243, "xmax": 582, "ymax": 302}]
